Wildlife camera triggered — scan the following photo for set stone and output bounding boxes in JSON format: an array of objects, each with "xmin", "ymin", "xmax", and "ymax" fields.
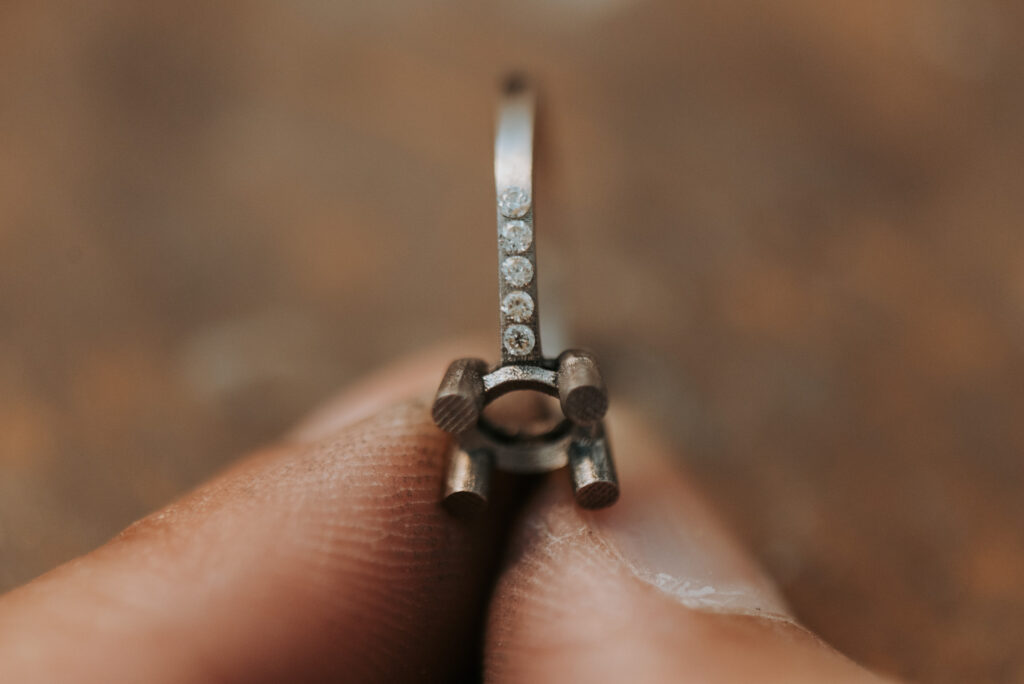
[
  {"xmin": 498, "ymin": 186, "xmax": 535, "ymax": 356},
  {"xmin": 501, "ymin": 256, "xmax": 533, "ymax": 287},
  {"xmin": 501, "ymin": 291, "xmax": 534, "ymax": 323},
  {"xmin": 498, "ymin": 187, "xmax": 531, "ymax": 218},
  {"xmin": 503, "ymin": 324, "xmax": 536, "ymax": 356},
  {"xmin": 501, "ymin": 220, "xmax": 533, "ymax": 253}
]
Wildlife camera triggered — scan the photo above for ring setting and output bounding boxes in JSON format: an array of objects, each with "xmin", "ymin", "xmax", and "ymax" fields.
[{"xmin": 432, "ymin": 77, "xmax": 620, "ymax": 514}]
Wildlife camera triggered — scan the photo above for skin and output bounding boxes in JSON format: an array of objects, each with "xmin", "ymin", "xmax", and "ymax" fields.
[{"xmin": 0, "ymin": 342, "xmax": 893, "ymax": 683}]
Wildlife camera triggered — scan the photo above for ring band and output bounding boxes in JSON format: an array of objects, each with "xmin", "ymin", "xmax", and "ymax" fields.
[{"xmin": 494, "ymin": 78, "xmax": 542, "ymax": 363}]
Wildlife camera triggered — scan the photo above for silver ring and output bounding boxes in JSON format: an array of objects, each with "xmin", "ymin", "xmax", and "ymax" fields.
[{"xmin": 432, "ymin": 75, "xmax": 619, "ymax": 514}]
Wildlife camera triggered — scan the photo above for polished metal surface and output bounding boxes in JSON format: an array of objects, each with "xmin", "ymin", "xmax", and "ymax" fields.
[
  {"xmin": 434, "ymin": 76, "xmax": 619, "ymax": 512},
  {"xmin": 568, "ymin": 425, "xmax": 619, "ymax": 509},
  {"xmin": 443, "ymin": 446, "xmax": 492, "ymax": 515}
]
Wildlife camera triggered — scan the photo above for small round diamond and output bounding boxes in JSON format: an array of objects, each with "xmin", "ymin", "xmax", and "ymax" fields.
[
  {"xmin": 501, "ymin": 256, "xmax": 533, "ymax": 287},
  {"xmin": 503, "ymin": 324, "xmax": 535, "ymax": 356},
  {"xmin": 501, "ymin": 220, "xmax": 533, "ymax": 253},
  {"xmin": 498, "ymin": 187, "xmax": 531, "ymax": 218},
  {"xmin": 502, "ymin": 291, "xmax": 534, "ymax": 322}
]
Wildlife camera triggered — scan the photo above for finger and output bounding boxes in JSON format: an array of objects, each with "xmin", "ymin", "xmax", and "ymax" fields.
[
  {"xmin": 486, "ymin": 407, "xmax": 892, "ymax": 683},
  {"xmin": 0, "ymin": 344, "xmax": 506, "ymax": 684}
]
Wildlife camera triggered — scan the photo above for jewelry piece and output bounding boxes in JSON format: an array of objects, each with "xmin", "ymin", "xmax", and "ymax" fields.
[{"xmin": 433, "ymin": 76, "xmax": 619, "ymax": 514}]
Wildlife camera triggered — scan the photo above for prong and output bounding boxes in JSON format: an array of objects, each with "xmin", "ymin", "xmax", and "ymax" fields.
[
  {"xmin": 558, "ymin": 350, "xmax": 609, "ymax": 425},
  {"xmin": 568, "ymin": 425, "xmax": 619, "ymax": 509},
  {"xmin": 432, "ymin": 358, "xmax": 488, "ymax": 434},
  {"xmin": 443, "ymin": 446, "xmax": 492, "ymax": 516}
]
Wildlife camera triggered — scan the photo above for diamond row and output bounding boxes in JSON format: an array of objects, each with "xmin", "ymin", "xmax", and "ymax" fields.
[{"xmin": 499, "ymin": 187, "xmax": 536, "ymax": 356}]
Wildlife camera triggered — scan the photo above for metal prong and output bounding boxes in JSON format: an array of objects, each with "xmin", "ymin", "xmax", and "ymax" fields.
[
  {"xmin": 443, "ymin": 446, "xmax": 492, "ymax": 515},
  {"xmin": 432, "ymin": 358, "xmax": 488, "ymax": 434},
  {"xmin": 558, "ymin": 350, "xmax": 608, "ymax": 425},
  {"xmin": 568, "ymin": 426, "xmax": 619, "ymax": 509}
]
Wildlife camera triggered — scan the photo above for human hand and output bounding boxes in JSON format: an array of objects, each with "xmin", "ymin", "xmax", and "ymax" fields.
[{"xmin": 0, "ymin": 343, "xmax": 891, "ymax": 683}]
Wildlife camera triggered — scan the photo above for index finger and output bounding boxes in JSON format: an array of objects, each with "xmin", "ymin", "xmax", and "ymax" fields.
[{"xmin": 0, "ymin": 343, "xmax": 506, "ymax": 683}]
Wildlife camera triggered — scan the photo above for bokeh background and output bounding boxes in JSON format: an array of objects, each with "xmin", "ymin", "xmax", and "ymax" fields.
[{"xmin": 2, "ymin": 1, "xmax": 1023, "ymax": 681}]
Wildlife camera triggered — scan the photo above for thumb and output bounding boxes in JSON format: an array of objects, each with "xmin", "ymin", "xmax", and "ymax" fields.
[{"xmin": 486, "ymin": 405, "xmax": 895, "ymax": 683}]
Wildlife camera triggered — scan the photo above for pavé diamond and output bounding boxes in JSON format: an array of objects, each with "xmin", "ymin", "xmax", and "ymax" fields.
[
  {"xmin": 503, "ymin": 324, "xmax": 535, "ymax": 356},
  {"xmin": 501, "ymin": 220, "xmax": 533, "ymax": 253},
  {"xmin": 501, "ymin": 256, "xmax": 533, "ymax": 287},
  {"xmin": 498, "ymin": 187, "xmax": 531, "ymax": 218},
  {"xmin": 502, "ymin": 291, "xmax": 534, "ymax": 322}
]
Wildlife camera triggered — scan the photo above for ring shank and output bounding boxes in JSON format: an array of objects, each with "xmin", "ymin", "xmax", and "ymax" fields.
[
  {"xmin": 495, "ymin": 84, "xmax": 543, "ymax": 364},
  {"xmin": 494, "ymin": 88, "xmax": 533, "ymax": 197}
]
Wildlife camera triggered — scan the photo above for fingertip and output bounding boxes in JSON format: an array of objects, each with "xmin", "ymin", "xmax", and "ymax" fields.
[
  {"xmin": 0, "ymin": 397, "xmax": 502, "ymax": 683},
  {"xmin": 596, "ymin": 404, "xmax": 793, "ymax": 620},
  {"xmin": 486, "ymin": 405, "xmax": 885, "ymax": 683}
]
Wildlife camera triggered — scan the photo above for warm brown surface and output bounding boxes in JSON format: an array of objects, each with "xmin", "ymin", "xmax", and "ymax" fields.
[{"xmin": 1, "ymin": 2, "xmax": 1022, "ymax": 681}]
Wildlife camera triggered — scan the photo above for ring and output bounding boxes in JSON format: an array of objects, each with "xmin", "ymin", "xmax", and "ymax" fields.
[{"xmin": 432, "ymin": 75, "xmax": 620, "ymax": 514}]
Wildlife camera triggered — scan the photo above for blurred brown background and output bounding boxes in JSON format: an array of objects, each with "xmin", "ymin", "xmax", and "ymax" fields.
[{"xmin": 2, "ymin": 1, "xmax": 1023, "ymax": 681}]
